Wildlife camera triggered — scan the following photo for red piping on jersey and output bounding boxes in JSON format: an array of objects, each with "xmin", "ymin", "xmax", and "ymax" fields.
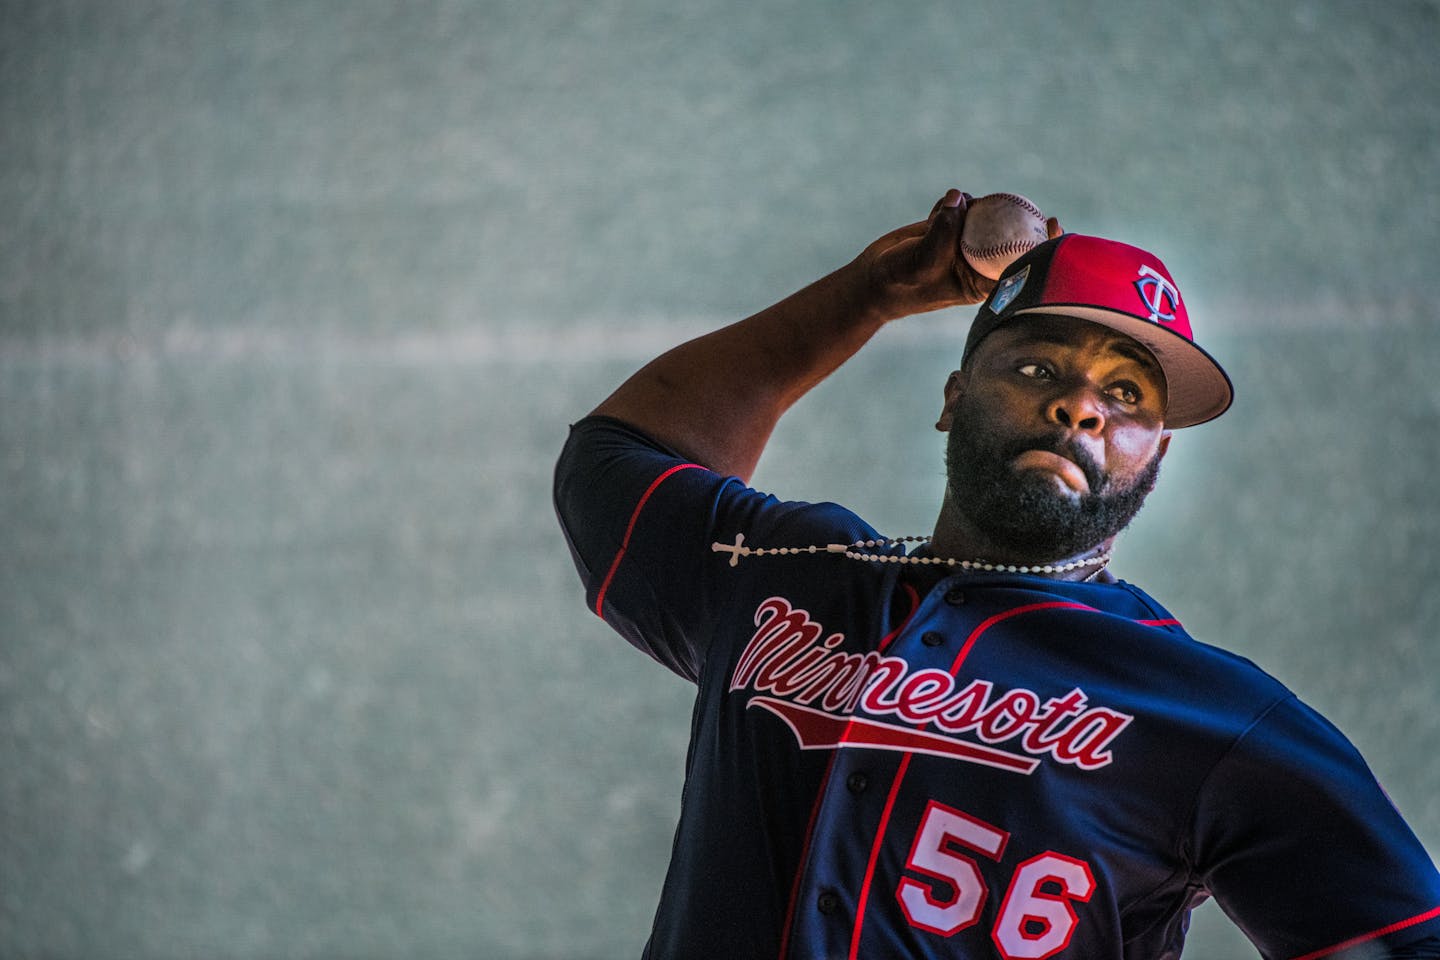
[
  {"xmin": 849, "ymin": 753, "xmax": 915, "ymax": 960},
  {"xmin": 779, "ymin": 747, "xmax": 841, "ymax": 960},
  {"xmin": 847, "ymin": 600, "xmax": 1092, "ymax": 953},
  {"xmin": 880, "ymin": 583, "xmax": 921, "ymax": 653},
  {"xmin": 592, "ymin": 462, "xmax": 705, "ymax": 618},
  {"xmin": 778, "ymin": 582, "xmax": 918, "ymax": 960},
  {"xmin": 1289, "ymin": 904, "xmax": 1440, "ymax": 960},
  {"xmin": 949, "ymin": 601, "xmax": 1094, "ymax": 673}
]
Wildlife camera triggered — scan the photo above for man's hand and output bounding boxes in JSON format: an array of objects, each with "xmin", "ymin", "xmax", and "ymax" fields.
[
  {"xmin": 590, "ymin": 189, "xmax": 1060, "ymax": 481},
  {"xmin": 858, "ymin": 189, "xmax": 1063, "ymax": 323}
]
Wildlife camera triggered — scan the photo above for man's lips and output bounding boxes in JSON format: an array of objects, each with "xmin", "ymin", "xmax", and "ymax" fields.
[{"xmin": 1011, "ymin": 449, "xmax": 1092, "ymax": 493}]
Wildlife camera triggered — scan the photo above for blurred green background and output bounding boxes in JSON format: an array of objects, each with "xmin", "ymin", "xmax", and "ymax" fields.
[{"xmin": 2, "ymin": 1, "xmax": 1437, "ymax": 957}]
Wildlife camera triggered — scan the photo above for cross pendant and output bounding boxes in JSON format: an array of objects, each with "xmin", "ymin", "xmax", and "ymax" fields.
[{"xmin": 710, "ymin": 533, "xmax": 751, "ymax": 567}]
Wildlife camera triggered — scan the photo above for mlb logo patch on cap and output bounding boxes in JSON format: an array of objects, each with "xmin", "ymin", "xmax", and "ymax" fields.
[
  {"xmin": 963, "ymin": 234, "xmax": 1233, "ymax": 427},
  {"xmin": 988, "ymin": 265, "xmax": 1031, "ymax": 316}
]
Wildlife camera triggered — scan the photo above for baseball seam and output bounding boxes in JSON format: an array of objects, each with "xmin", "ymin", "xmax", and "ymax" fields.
[
  {"xmin": 963, "ymin": 194, "xmax": 1046, "ymax": 262},
  {"xmin": 962, "ymin": 238, "xmax": 1041, "ymax": 260},
  {"xmin": 994, "ymin": 193, "xmax": 1044, "ymax": 220}
]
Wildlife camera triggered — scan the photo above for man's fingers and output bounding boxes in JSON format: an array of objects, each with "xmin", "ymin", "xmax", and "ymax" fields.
[
  {"xmin": 928, "ymin": 189, "xmax": 973, "ymax": 220},
  {"xmin": 861, "ymin": 189, "xmax": 998, "ymax": 315},
  {"xmin": 912, "ymin": 190, "xmax": 967, "ymax": 272}
]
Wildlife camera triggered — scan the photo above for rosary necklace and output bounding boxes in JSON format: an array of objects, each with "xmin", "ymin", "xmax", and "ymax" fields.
[{"xmin": 712, "ymin": 533, "xmax": 1110, "ymax": 578}]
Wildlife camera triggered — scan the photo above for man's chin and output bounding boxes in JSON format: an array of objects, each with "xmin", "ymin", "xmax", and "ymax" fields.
[
  {"xmin": 945, "ymin": 420, "xmax": 1163, "ymax": 562},
  {"xmin": 1011, "ymin": 467, "xmax": 1087, "ymax": 505},
  {"xmin": 955, "ymin": 484, "xmax": 1089, "ymax": 560}
]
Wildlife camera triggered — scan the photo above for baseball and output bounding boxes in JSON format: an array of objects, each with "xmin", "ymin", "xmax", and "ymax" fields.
[{"xmin": 960, "ymin": 192, "xmax": 1049, "ymax": 280}]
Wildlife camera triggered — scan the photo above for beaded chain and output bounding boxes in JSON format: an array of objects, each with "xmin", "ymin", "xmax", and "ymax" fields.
[{"xmin": 711, "ymin": 533, "xmax": 1110, "ymax": 577}]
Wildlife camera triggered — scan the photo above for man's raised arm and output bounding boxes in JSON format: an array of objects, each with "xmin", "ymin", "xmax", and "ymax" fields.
[{"xmin": 591, "ymin": 189, "xmax": 1034, "ymax": 482}]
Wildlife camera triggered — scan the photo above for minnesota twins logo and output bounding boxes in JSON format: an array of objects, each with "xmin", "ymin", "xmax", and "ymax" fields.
[
  {"xmin": 1135, "ymin": 265, "xmax": 1181, "ymax": 323},
  {"xmin": 730, "ymin": 596, "xmax": 1132, "ymax": 774}
]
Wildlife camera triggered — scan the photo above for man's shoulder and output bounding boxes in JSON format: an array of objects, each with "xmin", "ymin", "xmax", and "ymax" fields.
[
  {"xmin": 1000, "ymin": 574, "xmax": 1296, "ymax": 710},
  {"xmin": 560, "ymin": 413, "xmax": 881, "ymax": 545}
]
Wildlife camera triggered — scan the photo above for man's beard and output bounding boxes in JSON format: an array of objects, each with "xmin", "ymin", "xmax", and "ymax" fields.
[{"xmin": 944, "ymin": 409, "xmax": 1163, "ymax": 562}]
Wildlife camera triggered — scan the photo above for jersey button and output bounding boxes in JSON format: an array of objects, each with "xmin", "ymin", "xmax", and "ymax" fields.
[
  {"xmin": 922, "ymin": 630, "xmax": 944, "ymax": 647},
  {"xmin": 817, "ymin": 891, "xmax": 840, "ymax": 915},
  {"xmin": 944, "ymin": 587, "xmax": 966, "ymax": 606},
  {"xmin": 846, "ymin": 771, "xmax": 869, "ymax": 794}
]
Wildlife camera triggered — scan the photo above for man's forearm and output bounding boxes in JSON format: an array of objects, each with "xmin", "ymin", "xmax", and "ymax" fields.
[
  {"xmin": 590, "ymin": 190, "xmax": 994, "ymax": 482},
  {"xmin": 590, "ymin": 258, "xmax": 888, "ymax": 482}
]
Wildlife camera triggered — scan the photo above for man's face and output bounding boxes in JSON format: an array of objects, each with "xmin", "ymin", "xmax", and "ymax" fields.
[{"xmin": 941, "ymin": 315, "xmax": 1172, "ymax": 561}]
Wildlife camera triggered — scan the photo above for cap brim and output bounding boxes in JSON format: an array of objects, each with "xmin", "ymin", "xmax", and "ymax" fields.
[{"xmin": 1015, "ymin": 305, "xmax": 1234, "ymax": 428}]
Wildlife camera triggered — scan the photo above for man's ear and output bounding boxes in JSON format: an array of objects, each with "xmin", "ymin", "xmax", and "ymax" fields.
[
  {"xmin": 1157, "ymin": 430, "xmax": 1173, "ymax": 460},
  {"xmin": 936, "ymin": 370, "xmax": 966, "ymax": 432}
]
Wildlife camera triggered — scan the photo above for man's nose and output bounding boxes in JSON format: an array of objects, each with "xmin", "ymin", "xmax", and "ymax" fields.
[{"xmin": 1047, "ymin": 386, "xmax": 1106, "ymax": 434}]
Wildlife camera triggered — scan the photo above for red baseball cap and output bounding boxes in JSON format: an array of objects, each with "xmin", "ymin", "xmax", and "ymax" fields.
[{"xmin": 963, "ymin": 234, "xmax": 1233, "ymax": 427}]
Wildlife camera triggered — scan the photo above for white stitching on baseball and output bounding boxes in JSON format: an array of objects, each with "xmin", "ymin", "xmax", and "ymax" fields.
[
  {"xmin": 961, "ymin": 193, "xmax": 1046, "ymax": 261},
  {"xmin": 962, "ymin": 238, "xmax": 1038, "ymax": 258},
  {"xmin": 994, "ymin": 192, "xmax": 1044, "ymax": 220}
]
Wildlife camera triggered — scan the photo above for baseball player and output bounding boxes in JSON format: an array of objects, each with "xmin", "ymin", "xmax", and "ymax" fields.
[{"xmin": 552, "ymin": 189, "xmax": 1440, "ymax": 957}]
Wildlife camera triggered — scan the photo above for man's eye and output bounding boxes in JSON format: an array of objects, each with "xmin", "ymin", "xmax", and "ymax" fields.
[
  {"xmin": 1107, "ymin": 383, "xmax": 1141, "ymax": 404},
  {"xmin": 1017, "ymin": 363, "xmax": 1052, "ymax": 380}
]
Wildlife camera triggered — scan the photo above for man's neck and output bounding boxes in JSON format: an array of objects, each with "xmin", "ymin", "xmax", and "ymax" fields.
[{"xmin": 929, "ymin": 497, "xmax": 1115, "ymax": 584}]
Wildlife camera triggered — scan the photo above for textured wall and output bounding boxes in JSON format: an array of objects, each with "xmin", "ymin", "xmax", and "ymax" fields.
[{"xmin": 3, "ymin": 1, "xmax": 1438, "ymax": 957}]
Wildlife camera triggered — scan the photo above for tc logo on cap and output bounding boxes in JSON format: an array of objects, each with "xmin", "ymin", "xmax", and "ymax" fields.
[{"xmin": 1135, "ymin": 265, "xmax": 1181, "ymax": 324}]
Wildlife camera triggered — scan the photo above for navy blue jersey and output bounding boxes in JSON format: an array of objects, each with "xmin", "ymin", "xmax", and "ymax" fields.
[{"xmin": 553, "ymin": 416, "xmax": 1440, "ymax": 959}]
